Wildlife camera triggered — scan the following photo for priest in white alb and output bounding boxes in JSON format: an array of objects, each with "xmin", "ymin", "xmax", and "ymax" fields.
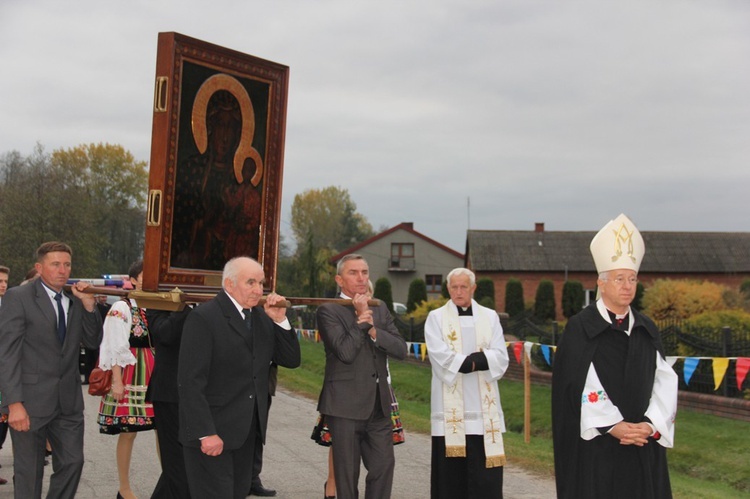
[{"xmin": 425, "ymin": 267, "xmax": 509, "ymax": 499}]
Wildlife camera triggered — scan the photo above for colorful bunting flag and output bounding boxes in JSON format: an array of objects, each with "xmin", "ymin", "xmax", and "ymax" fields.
[
  {"xmin": 513, "ymin": 341, "xmax": 523, "ymax": 364},
  {"xmin": 683, "ymin": 358, "xmax": 699, "ymax": 386},
  {"xmin": 541, "ymin": 345, "xmax": 551, "ymax": 366},
  {"xmin": 712, "ymin": 358, "xmax": 729, "ymax": 391},
  {"xmin": 736, "ymin": 358, "xmax": 750, "ymax": 390},
  {"xmin": 524, "ymin": 342, "xmax": 533, "ymax": 363}
]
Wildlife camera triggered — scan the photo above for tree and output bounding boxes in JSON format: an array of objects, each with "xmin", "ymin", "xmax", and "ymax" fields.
[
  {"xmin": 643, "ymin": 279, "xmax": 729, "ymax": 321},
  {"xmin": 534, "ymin": 280, "xmax": 556, "ymax": 321},
  {"xmin": 561, "ymin": 280, "xmax": 585, "ymax": 318},
  {"xmin": 373, "ymin": 277, "xmax": 394, "ymax": 312},
  {"xmin": 475, "ymin": 278, "xmax": 495, "ymax": 307},
  {"xmin": 441, "ymin": 280, "xmax": 450, "ymax": 299},
  {"xmin": 0, "ymin": 143, "xmax": 147, "ymax": 282},
  {"xmin": 632, "ymin": 282, "xmax": 645, "ymax": 311},
  {"xmin": 406, "ymin": 278, "xmax": 428, "ymax": 313},
  {"xmin": 51, "ymin": 143, "xmax": 148, "ymax": 273},
  {"xmin": 290, "ymin": 186, "xmax": 374, "ymax": 254},
  {"xmin": 288, "ymin": 186, "xmax": 374, "ymax": 298},
  {"xmin": 505, "ymin": 278, "xmax": 525, "ymax": 317}
]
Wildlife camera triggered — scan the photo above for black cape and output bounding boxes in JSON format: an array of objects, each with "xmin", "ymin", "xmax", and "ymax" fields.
[{"xmin": 551, "ymin": 303, "xmax": 672, "ymax": 499}]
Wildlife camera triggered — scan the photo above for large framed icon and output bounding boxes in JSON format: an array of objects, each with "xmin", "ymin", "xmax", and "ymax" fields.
[{"xmin": 143, "ymin": 32, "xmax": 288, "ymax": 293}]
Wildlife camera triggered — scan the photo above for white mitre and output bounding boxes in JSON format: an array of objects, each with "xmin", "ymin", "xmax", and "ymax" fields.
[{"xmin": 590, "ymin": 213, "xmax": 645, "ymax": 274}]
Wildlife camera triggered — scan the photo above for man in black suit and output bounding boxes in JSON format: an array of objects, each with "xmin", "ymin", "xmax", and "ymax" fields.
[
  {"xmin": 147, "ymin": 306, "xmax": 193, "ymax": 499},
  {"xmin": 317, "ymin": 254, "xmax": 408, "ymax": 499},
  {"xmin": 0, "ymin": 242, "xmax": 102, "ymax": 498},
  {"xmin": 178, "ymin": 256, "xmax": 301, "ymax": 499}
]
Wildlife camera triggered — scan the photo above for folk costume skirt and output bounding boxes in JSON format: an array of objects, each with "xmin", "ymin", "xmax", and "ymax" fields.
[
  {"xmin": 97, "ymin": 346, "xmax": 155, "ymax": 434},
  {"xmin": 312, "ymin": 383, "xmax": 404, "ymax": 446}
]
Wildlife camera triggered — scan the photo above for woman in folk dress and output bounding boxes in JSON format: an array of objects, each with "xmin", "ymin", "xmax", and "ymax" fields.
[{"xmin": 97, "ymin": 260, "xmax": 155, "ymax": 499}]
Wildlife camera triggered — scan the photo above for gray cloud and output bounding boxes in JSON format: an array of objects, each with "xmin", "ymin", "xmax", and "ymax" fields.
[{"xmin": 1, "ymin": 0, "xmax": 748, "ymax": 254}]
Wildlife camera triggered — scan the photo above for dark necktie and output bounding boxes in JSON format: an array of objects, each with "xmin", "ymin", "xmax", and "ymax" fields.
[
  {"xmin": 54, "ymin": 292, "xmax": 67, "ymax": 344},
  {"xmin": 242, "ymin": 308, "xmax": 253, "ymax": 330}
]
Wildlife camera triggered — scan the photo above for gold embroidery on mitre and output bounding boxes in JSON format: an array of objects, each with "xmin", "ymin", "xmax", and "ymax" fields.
[
  {"xmin": 610, "ymin": 223, "xmax": 637, "ymax": 264},
  {"xmin": 446, "ymin": 445, "xmax": 467, "ymax": 458}
]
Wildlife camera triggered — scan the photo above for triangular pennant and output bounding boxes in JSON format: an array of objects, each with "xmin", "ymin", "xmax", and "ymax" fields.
[
  {"xmin": 413, "ymin": 343, "xmax": 420, "ymax": 359},
  {"xmin": 513, "ymin": 341, "xmax": 523, "ymax": 364},
  {"xmin": 541, "ymin": 345, "xmax": 551, "ymax": 366},
  {"xmin": 712, "ymin": 358, "xmax": 729, "ymax": 391},
  {"xmin": 524, "ymin": 342, "xmax": 533, "ymax": 363},
  {"xmin": 683, "ymin": 357, "xmax": 699, "ymax": 386},
  {"xmin": 735, "ymin": 358, "xmax": 750, "ymax": 390},
  {"xmin": 665, "ymin": 356, "xmax": 678, "ymax": 368},
  {"xmin": 315, "ymin": 331, "xmax": 320, "ymax": 342}
]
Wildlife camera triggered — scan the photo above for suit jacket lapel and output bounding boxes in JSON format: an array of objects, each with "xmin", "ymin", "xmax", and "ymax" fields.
[
  {"xmin": 34, "ymin": 280, "xmax": 58, "ymax": 333},
  {"xmin": 217, "ymin": 291, "xmax": 254, "ymax": 351}
]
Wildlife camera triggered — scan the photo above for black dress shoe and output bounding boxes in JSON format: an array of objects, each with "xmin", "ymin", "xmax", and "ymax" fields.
[{"xmin": 249, "ymin": 483, "xmax": 276, "ymax": 497}]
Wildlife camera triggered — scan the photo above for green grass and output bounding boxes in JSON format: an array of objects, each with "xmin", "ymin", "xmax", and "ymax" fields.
[{"xmin": 278, "ymin": 339, "xmax": 750, "ymax": 498}]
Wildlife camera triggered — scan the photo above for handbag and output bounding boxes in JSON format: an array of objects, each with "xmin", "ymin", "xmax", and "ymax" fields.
[
  {"xmin": 87, "ymin": 364, "xmax": 112, "ymax": 396},
  {"xmin": 389, "ymin": 384, "xmax": 405, "ymax": 445}
]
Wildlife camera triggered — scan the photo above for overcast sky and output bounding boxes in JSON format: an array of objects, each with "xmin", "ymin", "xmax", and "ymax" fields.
[{"xmin": 1, "ymin": 1, "xmax": 748, "ymax": 254}]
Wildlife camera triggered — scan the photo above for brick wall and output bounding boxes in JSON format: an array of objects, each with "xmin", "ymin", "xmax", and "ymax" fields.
[{"xmin": 481, "ymin": 271, "xmax": 750, "ymax": 321}]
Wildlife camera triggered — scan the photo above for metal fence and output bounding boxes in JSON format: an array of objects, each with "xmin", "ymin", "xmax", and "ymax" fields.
[
  {"xmin": 501, "ymin": 315, "xmax": 750, "ymax": 399},
  {"xmin": 286, "ymin": 307, "xmax": 750, "ymax": 399}
]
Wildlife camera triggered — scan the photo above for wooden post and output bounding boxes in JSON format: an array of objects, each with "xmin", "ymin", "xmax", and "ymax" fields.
[{"xmin": 524, "ymin": 345, "xmax": 531, "ymax": 444}]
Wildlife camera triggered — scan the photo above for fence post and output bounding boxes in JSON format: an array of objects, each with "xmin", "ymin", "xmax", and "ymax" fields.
[
  {"xmin": 552, "ymin": 321, "xmax": 559, "ymax": 346},
  {"xmin": 722, "ymin": 326, "xmax": 731, "ymax": 396}
]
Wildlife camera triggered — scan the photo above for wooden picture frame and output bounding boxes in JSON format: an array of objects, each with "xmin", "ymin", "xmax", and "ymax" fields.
[{"xmin": 143, "ymin": 32, "xmax": 288, "ymax": 293}]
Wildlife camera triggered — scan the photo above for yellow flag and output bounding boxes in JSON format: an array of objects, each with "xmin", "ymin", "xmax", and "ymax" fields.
[{"xmin": 712, "ymin": 358, "xmax": 730, "ymax": 391}]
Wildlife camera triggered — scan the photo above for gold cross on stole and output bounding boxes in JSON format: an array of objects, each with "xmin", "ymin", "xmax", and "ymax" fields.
[
  {"xmin": 446, "ymin": 408, "xmax": 463, "ymax": 434},
  {"xmin": 486, "ymin": 419, "xmax": 501, "ymax": 443}
]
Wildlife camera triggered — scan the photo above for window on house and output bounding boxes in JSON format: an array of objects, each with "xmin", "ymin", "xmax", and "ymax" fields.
[
  {"xmin": 425, "ymin": 274, "xmax": 442, "ymax": 293},
  {"xmin": 390, "ymin": 243, "xmax": 415, "ymax": 269},
  {"xmin": 585, "ymin": 289, "xmax": 596, "ymax": 307}
]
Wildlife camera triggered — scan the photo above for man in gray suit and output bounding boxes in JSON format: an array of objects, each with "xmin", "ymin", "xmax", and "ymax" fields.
[
  {"xmin": 317, "ymin": 254, "xmax": 407, "ymax": 499},
  {"xmin": 0, "ymin": 241, "xmax": 103, "ymax": 499}
]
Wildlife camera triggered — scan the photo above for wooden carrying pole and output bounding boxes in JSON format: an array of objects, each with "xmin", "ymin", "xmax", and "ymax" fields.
[
  {"xmin": 67, "ymin": 285, "xmax": 380, "ymax": 311},
  {"xmin": 524, "ymin": 345, "xmax": 531, "ymax": 444}
]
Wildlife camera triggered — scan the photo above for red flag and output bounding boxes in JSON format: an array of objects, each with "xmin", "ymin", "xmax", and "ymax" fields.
[
  {"xmin": 513, "ymin": 341, "xmax": 523, "ymax": 364},
  {"xmin": 736, "ymin": 358, "xmax": 750, "ymax": 390}
]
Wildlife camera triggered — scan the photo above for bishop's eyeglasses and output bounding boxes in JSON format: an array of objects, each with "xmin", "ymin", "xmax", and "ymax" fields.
[{"xmin": 608, "ymin": 276, "xmax": 638, "ymax": 286}]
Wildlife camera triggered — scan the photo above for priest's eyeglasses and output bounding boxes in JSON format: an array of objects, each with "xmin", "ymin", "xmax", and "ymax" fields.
[{"xmin": 610, "ymin": 276, "xmax": 638, "ymax": 286}]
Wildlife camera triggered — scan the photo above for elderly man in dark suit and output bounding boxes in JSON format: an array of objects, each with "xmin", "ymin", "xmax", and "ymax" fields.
[
  {"xmin": 178, "ymin": 256, "xmax": 301, "ymax": 499},
  {"xmin": 0, "ymin": 241, "xmax": 103, "ymax": 499},
  {"xmin": 317, "ymin": 254, "xmax": 408, "ymax": 499}
]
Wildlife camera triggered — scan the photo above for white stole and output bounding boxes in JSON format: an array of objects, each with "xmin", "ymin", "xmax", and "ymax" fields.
[{"xmin": 441, "ymin": 304, "xmax": 505, "ymax": 468}]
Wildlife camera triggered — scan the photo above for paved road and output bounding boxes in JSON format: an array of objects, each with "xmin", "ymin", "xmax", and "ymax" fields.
[{"xmin": 0, "ymin": 386, "xmax": 556, "ymax": 498}]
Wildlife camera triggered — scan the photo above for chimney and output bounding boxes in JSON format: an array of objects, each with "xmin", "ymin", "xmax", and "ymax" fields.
[
  {"xmin": 402, "ymin": 222, "xmax": 414, "ymax": 230},
  {"xmin": 535, "ymin": 222, "xmax": 545, "ymax": 233}
]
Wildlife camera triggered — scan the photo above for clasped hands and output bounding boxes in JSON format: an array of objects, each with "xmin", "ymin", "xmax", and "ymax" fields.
[
  {"xmin": 609, "ymin": 421, "xmax": 654, "ymax": 446},
  {"xmin": 353, "ymin": 293, "xmax": 376, "ymax": 340}
]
